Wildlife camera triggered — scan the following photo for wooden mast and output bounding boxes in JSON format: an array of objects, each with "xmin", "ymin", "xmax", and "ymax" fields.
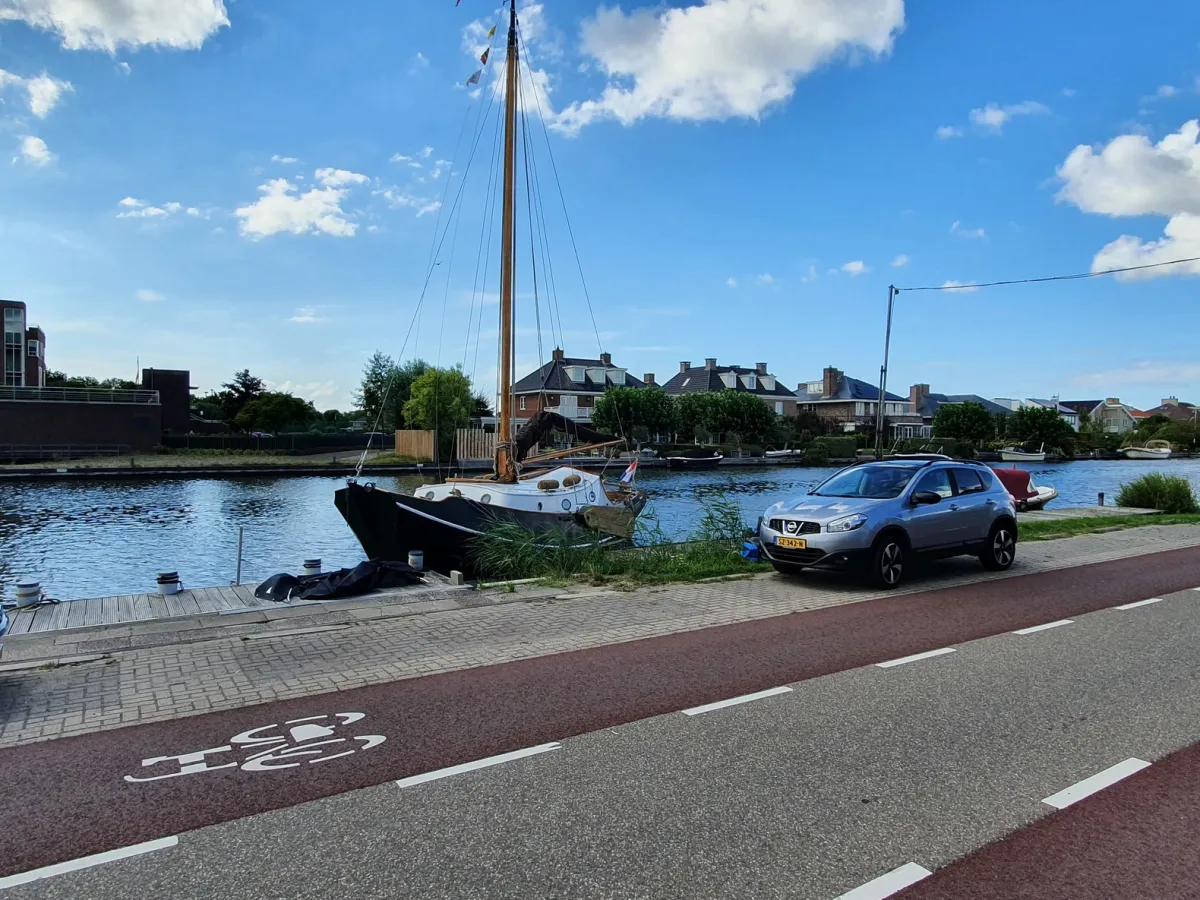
[{"xmin": 494, "ymin": 0, "xmax": 519, "ymax": 482}]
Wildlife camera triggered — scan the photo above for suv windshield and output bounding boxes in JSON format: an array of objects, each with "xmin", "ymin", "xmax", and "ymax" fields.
[{"xmin": 812, "ymin": 463, "xmax": 922, "ymax": 499}]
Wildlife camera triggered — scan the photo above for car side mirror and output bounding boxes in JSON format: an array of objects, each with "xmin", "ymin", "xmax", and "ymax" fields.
[{"xmin": 912, "ymin": 490, "xmax": 941, "ymax": 505}]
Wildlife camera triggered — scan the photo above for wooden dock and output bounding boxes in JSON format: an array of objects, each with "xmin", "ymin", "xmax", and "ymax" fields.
[{"xmin": 1019, "ymin": 506, "xmax": 1159, "ymax": 521}]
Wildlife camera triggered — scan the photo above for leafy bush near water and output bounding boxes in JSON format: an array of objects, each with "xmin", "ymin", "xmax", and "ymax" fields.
[
  {"xmin": 1115, "ymin": 473, "xmax": 1199, "ymax": 514},
  {"xmin": 469, "ymin": 496, "xmax": 760, "ymax": 583}
]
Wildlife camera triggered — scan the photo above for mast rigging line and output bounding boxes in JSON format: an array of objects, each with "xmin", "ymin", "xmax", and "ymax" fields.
[
  {"xmin": 353, "ymin": 36, "xmax": 505, "ymax": 478},
  {"xmin": 897, "ymin": 255, "xmax": 1200, "ymax": 293}
]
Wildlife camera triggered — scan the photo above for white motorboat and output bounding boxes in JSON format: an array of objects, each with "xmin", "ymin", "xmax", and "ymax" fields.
[
  {"xmin": 764, "ymin": 448, "xmax": 804, "ymax": 458},
  {"xmin": 1121, "ymin": 440, "xmax": 1172, "ymax": 460},
  {"xmin": 999, "ymin": 442, "xmax": 1045, "ymax": 462}
]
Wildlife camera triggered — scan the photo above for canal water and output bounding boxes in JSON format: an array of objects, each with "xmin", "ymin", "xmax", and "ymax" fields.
[{"xmin": 3, "ymin": 459, "xmax": 1199, "ymax": 601}]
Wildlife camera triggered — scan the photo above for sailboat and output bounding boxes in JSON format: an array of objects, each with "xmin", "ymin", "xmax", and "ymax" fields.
[{"xmin": 335, "ymin": 3, "xmax": 647, "ymax": 576}]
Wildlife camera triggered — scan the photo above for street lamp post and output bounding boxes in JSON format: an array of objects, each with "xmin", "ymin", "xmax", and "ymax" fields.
[{"xmin": 874, "ymin": 285, "xmax": 898, "ymax": 459}]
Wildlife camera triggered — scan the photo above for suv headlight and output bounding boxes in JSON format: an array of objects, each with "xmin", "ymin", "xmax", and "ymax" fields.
[{"xmin": 826, "ymin": 513, "xmax": 867, "ymax": 533}]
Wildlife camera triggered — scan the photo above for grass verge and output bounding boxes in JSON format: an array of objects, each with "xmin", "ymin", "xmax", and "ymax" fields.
[
  {"xmin": 1020, "ymin": 513, "xmax": 1200, "ymax": 541},
  {"xmin": 471, "ymin": 497, "xmax": 770, "ymax": 587}
]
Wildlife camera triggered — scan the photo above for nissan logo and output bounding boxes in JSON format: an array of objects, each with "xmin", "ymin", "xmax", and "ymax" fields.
[{"xmin": 785, "ymin": 521, "xmax": 799, "ymax": 534}]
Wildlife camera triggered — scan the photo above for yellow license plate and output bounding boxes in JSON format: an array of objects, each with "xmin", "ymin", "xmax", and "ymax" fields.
[{"xmin": 776, "ymin": 536, "xmax": 807, "ymax": 550}]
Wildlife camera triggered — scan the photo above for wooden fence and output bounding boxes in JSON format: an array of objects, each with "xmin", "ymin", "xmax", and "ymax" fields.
[
  {"xmin": 394, "ymin": 430, "xmax": 435, "ymax": 461},
  {"xmin": 456, "ymin": 428, "xmax": 495, "ymax": 461}
]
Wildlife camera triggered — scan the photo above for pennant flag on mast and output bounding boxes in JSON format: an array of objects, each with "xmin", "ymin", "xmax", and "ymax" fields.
[
  {"xmin": 480, "ymin": 48, "xmax": 490, "ymax": 66},
  {"xmin": 466, "ymin": 69, "xmax": 482, "ymax": 85},
  {"xmin": 620, "ymin": 458, "xmax": 638, "ymax": 485},
  {"xmin": 487, "ymin": 25, "xmax": 496, "ymax": 39}
]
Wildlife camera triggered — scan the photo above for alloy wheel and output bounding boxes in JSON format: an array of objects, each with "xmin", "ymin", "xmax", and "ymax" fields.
[
  {"xmin": 880, "ymin": 542, "xmax": 903, "ymax": 585},
  {"xmin": 993, "ymin": 529, "xmax": 1015, "ymax": 567}
]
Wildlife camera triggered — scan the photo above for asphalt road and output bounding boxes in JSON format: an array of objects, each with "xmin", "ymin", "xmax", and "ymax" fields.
[{"xmin": 2, "ymin": 574, "xmax": 1199, "ymax": 896}]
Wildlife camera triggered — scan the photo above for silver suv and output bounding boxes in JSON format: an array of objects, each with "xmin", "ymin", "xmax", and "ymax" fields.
[{"xmin": 758, "ymin": 458, "xmax": 1017, "ymax": 588}]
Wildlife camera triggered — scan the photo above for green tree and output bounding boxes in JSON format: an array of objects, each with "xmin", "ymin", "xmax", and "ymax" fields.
[
  {"xmin": 46, "ymin": 370, "xmax": 138, "ymax": 390},
  {"xmin": 675, "ymin": 393, "xmax": 718, "ymax": 442},
  {"xmin": 218, "ymin": 369, "xmax": 265, "ymax": 424},
  {"xmin": 711, "ymin": 391, "xmax": 777, "ymax": 444},
  {"xmin": 593, "ymin": 387, "xmax": 678, "ymax": 442},
  {"xmin": 403, "ymin": 366, "xmax": 475, "ymax": 461},
  {"xmin": 354, "ymin": 353, "xmax": 431, "ymax": 432},
  {"xmin": 1006, "ymin": 405, "xmax": 1076, "ymax": 452},
  {"xmin": 932, "ymin": 401, "xmax": 996, "ymax": 443},
  {"xmin": 233, "ymin": 392, "xmax": 317, "ymax": 433}
]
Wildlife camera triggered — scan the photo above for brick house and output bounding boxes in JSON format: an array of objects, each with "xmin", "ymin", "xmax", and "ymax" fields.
[
  {"xmin": 660, "ymin": 358, "xmax": 798, "ymax": 415},
  {"xmin": 512, "ymin": 348, "xmax": 644, "ymax": 423},
  {"xmin": 794, "ymin": 367, "xmax": 920, "ymax": 433},
  {"xmin": 1140, "ymin": 396, "xmax": 1198, "ymax": 423},
  {"xmin": 905, "ymin": 384, "xmax": 1010, "ymax": 440}
]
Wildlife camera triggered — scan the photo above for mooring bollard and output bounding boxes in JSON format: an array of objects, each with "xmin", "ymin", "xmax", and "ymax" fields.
[
  {"xmin": 408, "ymin": 550, "xmax": 424, "ymax": 571},
  {"xmin": 156, "ymin": 572, "xmax": 182, "ymax": 595},
  {"xmin": 1098, "ymin": 492, "xmax": 1105, "ymax": 507},
  {"xmin": 303, "ymin": 558, "xmax": 322, "ymax": 575},
  {"xmin": 14, "ymin": 579, "xmax": 42, "ymax": 608},
  {"xmin": 449, "ymin": 570, "xmax": 465, "ymax": 586}
]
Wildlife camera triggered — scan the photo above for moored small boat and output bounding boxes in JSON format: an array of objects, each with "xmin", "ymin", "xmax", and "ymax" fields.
[
  {"xmin": 991, "ymin": 465, "xmax": 1058, "ymax": 511},
  {"xmin": 1121, "ymin": 439, "xmax": 1171, "ymax": 460},
  {"xmin": 999, "ymin": 441, "xmax": 1045, "ymax": 462},
  {"xmin": 665, "ymin": 451, "xmax": 724, "ymax": 471}
]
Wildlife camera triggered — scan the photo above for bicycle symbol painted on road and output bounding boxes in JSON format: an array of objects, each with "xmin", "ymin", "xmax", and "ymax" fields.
[{"xmin": 123, "ymin": 712, "xmax": 386, "ymax": 783}]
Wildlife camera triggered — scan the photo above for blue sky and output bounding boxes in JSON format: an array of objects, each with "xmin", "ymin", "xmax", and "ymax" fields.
[{"xmin": 3, "ymin": 0, "xmax": 1200, "ymax": 412}]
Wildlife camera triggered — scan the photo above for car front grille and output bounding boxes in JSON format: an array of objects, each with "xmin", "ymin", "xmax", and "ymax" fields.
[
  {"xmin": 765, "ymin": 546, "xmax": 827, "ymax": 566},
  {"xmin": 769, "ymin": 519, "xmax": 821, "ymax": 535}
]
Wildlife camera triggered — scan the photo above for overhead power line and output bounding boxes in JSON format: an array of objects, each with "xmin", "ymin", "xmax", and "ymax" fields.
[{"xmin": 898, "ymin": 254, "xmax": 1200, "ymax": 293}]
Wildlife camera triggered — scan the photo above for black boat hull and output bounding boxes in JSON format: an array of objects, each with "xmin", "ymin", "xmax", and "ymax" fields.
[
  {"xmin": 334, "ymin": 481, "xmax": 632, "ymax": 576},
  {"xmin": 664, "ymin": 456, "xmax": 723, "ymax": 470}
]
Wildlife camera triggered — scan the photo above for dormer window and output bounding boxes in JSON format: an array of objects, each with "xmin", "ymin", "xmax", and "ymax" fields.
[{"xmin": 565, "ymin": 365, "xmax": 586, "ymax": 383}]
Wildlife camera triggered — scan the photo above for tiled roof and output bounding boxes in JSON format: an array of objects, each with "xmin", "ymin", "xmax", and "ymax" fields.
[
  {"xmin": 1141, "ymin": 402, "xmax": 1198, "ymax": 422},
  {"xmin": 915, "ymin": 393, "xmax": 1011, "ymax": 419},
  {"xmin": 660, "ymin": 365, "xmax": 797, "ymax": 398},
  {"xmin": 512, "ymin": 357, "xmax": 645, "ymax": 394},
  {"xmin": 1059, "ymin": 400, "xmax": 1103, "ymax": 415},
  {"xmin": 794, "ymin": 374, "xmax": 904, "ymax": 403}
]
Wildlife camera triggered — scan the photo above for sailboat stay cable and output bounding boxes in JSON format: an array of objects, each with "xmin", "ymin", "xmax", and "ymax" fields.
[
  {"xmin": 519, "ymin": 17, "xmax": 605, "ymax": 359},
  {"xmin": 353, "ymin": 64, "xmax": 504, "ymax": 477}
]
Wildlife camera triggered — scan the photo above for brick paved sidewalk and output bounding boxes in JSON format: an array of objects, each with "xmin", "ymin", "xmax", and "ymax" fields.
[{"xmin": 2, "ymin": 525, "xmax": 1198, "ymax": 749}]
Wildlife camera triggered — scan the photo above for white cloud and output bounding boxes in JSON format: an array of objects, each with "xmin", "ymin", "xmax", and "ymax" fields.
[
  {"xmin": 136, "ymin": 288, "xmax": 164, "ymax": 302},
  {"xmin": 1073, "ymin": 361, "xmax": 1200, "ymax": 386},
  {"xmin": 375, "ymin": 187, "xmax": 442, "ymax": 217},
  {"xmin": 270, "ymin": 380, "xmax": 338, "ymax": 400},
  {"xmin": 431, "ymin": 159, "xmax": 451, "ymax": 179},
  {"xmin": 412, "ymin": 52, "xmax": 428, "ymax": 68},
  {"xmin": 236, "ymin": 171, "xmax": 367, "ymax": 238},
  {"xmin": 941, "ymin": 280, "xmax": 978, "ymax": 293},
  {"xmin": 1153, "ymin": 84, "xmax": 1178, "ymax": 99},
  {"xmin": 1061, "ymin": 87, "xmax": 1076, "ymax": 98},
  {"xmin": 890, "ymin": 254, "xmax": 909, "ymax": 267},
  {"xmin": 421, "ymin": 146, "xmax": 433, "ymax": 158},
  {"xmin": 950, "ymin": 220, "xmax": 986, "ymax": 239},
  {"xmin": 1057, "ymin": 120, "xmax": 1200, "ymax": 280},
  {"xmin": 553, "ymin": 0, "xmax": 905, "ymax": 133},
  {"xmin": 935, "ymin": 125, "xmax": 962, "ymax": 140},
  {"xmin": 16, "ymin": 135, "xmax": 53, "ymax": 166},
  {"xmin": 841, "ymin": 260, "xmax": 867, "ymax": 276},
  {"xmin": 287, "ymin": 306, "xmax": 327, "ymax": 324},
  {"xmin": 390, "ymin": 153, "xmax": 412, "ymax": 163},
  {"xmin": 314, "ymin": 167, "xmax": 368, "ymax": 188},
  {"xmin": 757, "ymin": 272, "xmax": 774, "ymax": 284},
  {"xmin": 118, "ymin": 196, "xmax": 142, "ymax": 207},
  {"xmin": 967, "ymin": 100, "xmax": 1049, "ymax": 133},
  {"xmin": 726, "ymin": 277, "xmax": 737, "ymax": 288},
  {"xmin": 0, "ymin": 0, "xmax": 230, "ymax": 52},
  {"xmin": 26, "ymin": 73, "xmax": 72, "ymax": 117},
  {"xmin": 271, "ymin": 154, "xmax": 298, "ymax": 164},
  {"xmin": 117, "ymin": 197, "xmax": 191, "ymax": 218},
  {"xmin": 117, "ymin": 60, "xmax": 131, "ymax": 75},
  {"xmin": 800, "ymin": 264, "xmax": 818, "ymax": 283}
]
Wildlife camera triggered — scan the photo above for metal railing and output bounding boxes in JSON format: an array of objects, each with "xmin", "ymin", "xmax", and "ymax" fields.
[
  {"xmin": 0, "ymin": 386, "xmax": 159, "ymax": 404},
  {"xmin": 0, "ymin": 444, "xmax": 133, "ymax": 460}
]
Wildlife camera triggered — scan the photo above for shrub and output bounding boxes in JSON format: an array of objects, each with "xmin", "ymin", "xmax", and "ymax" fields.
[
  {"xmin": 1115, "ymin": 473, "xmax": 1199, "ymax": 514},
  {"xmin": 813, "ymin": 436, "xmax": 857, "ymax": 458},
  {"xmin": 802, "ymin": 445, "xmax": 829, "ymax": 467}
]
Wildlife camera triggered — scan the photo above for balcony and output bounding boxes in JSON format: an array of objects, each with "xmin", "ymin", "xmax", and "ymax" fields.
[{"xmin": 0, "ymin": 386, "xmax": 160, "ymax": 405}]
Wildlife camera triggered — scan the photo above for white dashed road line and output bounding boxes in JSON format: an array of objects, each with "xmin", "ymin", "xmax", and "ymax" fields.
[
  {"xmin": 1115, "ymin": 598, "xmax": 1163, "ymax": 610},
  {"xmin": 0, "ymin": 837, "xmax": 178, "ymax": 890},
  {"xmin": 832, "ymin": 862, "xmax": 933, "ymax": 900},
  {"xmin": 1041, "ymin": 758, "xmax": 1151, "ymax": 809},
  {"xmin": 1013, "ymin": 619, "xmax": 1073, "ymax": 635},
  {"xmin": 876, "ymin": 648, "xmax": 956, "ymax": 669},
  {"xmin": 682, "ymin": 686, "xmax": 793, "ymax": 716},
  {"xmin": 396, "ymin": 743, "xmax": 561, "ymax": 788}
]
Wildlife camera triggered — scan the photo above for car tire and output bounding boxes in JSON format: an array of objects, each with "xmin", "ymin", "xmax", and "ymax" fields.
[
  {"xmin": 980, "ymin": 521, "xmax": 1017, "ymax": 571},
  {"xmin": 867, "ymin": 534, "xmax": 906, "ymax": 589},
  {"xmin": 771, "ymin": 562, "xmax": 805, "ymax": 576}
]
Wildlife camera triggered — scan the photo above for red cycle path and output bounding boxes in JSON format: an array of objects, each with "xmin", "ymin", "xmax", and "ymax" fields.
[
  {"xmin": 1, "ymin": 546, "xmax": 1198, "ymax": 880},
  {"xmin": 898, "ymin": 740, "xmax": 1200, "ymax": 900}
]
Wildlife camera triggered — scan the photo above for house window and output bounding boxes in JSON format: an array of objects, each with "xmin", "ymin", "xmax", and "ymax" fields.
[
  {"xmin": 27, "ymin": 340, "xmax": 39, "ymax": 357},
  {"xmin": 519, "ymin": 396, "xmax": 526, "ymax": 411},
  {"xmin": 775, "ymin": 401, "xmax": 783, "ymax": 415},
  {"xmin": 746, "ymin": 373, "xmax": 757, "ymax": 389}
]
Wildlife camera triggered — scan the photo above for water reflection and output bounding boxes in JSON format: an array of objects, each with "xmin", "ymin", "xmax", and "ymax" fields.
[{"xmin": 1, "ymin": 458, "xmax": 1197, "ymax": 601}]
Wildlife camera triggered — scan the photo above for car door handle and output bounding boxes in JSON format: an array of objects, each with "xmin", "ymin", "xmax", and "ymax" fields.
[
  {"xmin": 985, "ymin": 499, "xmax": 996, "ymax": 505},
  {"xmin": 949, "ymin": 503, "xmax": 958, "ymax": 510}
]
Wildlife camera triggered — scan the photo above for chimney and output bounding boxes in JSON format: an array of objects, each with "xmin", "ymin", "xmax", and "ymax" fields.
[
  {"xmin": 551, "ymin": 347, "xmax": 565, "ymax": 361},
  {"xmin": 909, "ymin": 383, "xmax": 929, "ymax": 409},
  {"xmin": 644, "ymin": 373, "xmax": 656, "ymax": 386},
  {"xmin": 755, "ymin": 362, "xmax": 768, "ymax": 375},
  {"xmin": 600, "ymin": 351, "xmax": 611, "ymax": 366},
  {"xmin": 705, "ymin": 358, "xmax": 717, "ymax": 370},
  {"xmin": 823, "ymin": 366, "xmax": 842, "ymax": 399},
  {"xmin": 1163, "ymin": 396, "xmax": 1179, "ymax": 406},
  {"xmin": 679, "ymin": 360, "xmax": 691, "ymax": 374}
]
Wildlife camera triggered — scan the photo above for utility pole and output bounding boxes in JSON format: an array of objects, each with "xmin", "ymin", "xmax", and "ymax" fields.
[{"xmin": 874, "ymin": 285, "xmax": 897, "ymax": 459}]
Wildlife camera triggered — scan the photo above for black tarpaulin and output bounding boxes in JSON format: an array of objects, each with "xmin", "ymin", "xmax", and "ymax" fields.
[
  {"xmin": 254, "ymin": 560, "xmax": 423, "ymax": 602},
  {"xmin": 512, "ymin": 410, "xmax": 620, "ymax": 461}
]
